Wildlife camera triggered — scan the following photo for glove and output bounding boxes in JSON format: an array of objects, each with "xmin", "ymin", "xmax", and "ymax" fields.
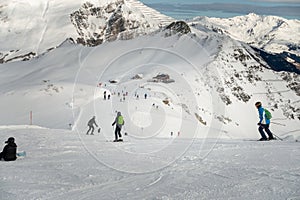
[{"xmin": 257, "ymin": 123, "xmax": 261, "ymax": 126}]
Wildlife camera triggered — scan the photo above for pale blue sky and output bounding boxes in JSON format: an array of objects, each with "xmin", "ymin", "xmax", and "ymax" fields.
[{"xmin": 140, "ymin": 0, "xmax": 300, "ymax": 19}]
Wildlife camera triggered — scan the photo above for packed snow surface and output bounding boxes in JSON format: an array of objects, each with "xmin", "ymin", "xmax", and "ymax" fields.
[{"xmin": 1, "ymin": 127, "xmax": 300, "ymax": 200}]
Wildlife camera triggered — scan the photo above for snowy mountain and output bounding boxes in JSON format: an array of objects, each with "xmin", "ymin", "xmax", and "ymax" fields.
[
  {"xmin": 190, "ymin": 13, "xmax": 300, "ymax": 56},
  {"xmin": 1, "ymin": 1, "xmax": 300, "ymax": 199},
  {"xmin": 0, "ymin": 0, "xmax": 173, "ymax": 62},
  {"xmin": 0, "ymin": 0, "xmax": 299, "ymax": 139},
  {"xmin": 70, "ymin": 0, "xmax": 173, "ymax": 46}
]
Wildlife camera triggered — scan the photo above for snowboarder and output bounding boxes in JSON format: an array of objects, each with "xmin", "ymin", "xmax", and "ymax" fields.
[
  {"xmin": 144, "ymin": 93, "xmax": 147, "ymax": 99},
  {"xmin": 86, "ymin": 116, "xmax": 98, "ymax": 135},
  {"xmin": 255, "ymin": 102, "xmax": 275, "ymax": 141},
  {"xmin": 112, "ymin": 112, "xmax": 125, "ymax": 142},
  {"xmin": 0, "ymin": 137, "xmax": 17, "ymax": 161},
  {"xmin": 108, "ymin": 94, "xmax": 111, "ymax": 100}
]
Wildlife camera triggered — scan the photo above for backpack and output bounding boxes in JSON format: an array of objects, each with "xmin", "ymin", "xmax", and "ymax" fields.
[
  {"xmin": 264, "ymin": 109, "xmax": 272, "ymax": 120},
  {"xmin": 117, "ymin": 115, "xmax": 124, "ymax": 125}
]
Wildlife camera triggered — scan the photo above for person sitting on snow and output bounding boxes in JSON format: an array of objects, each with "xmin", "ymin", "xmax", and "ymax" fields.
[
  {"xmin": 255, "ymin": 102, "xmax": 275, "ymax": 141},
  {"xmin": 0, "ymin": 137, "xmax": 17, "ymax": 161},
  {"xmin": 86, "ymin": 116, "xmax": 98, "ymax": 135}
]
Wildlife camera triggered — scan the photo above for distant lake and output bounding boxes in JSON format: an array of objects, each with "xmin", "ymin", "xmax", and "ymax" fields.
[{"xmin": 140, "ymin": 0, "xmax": 300, "ymax": 20}]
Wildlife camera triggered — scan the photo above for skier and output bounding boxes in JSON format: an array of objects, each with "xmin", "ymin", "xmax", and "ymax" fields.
[
  {"xmin": 104, "ymin": 91, "xmax": 107, "ymax": 100},
  {"xmin": 86, "ymin": 116, "xmax": 98, "ymax": 135},
  {"xmin": 112, "ymin": 112, "xmax": 125, "ymax": 142},
  {"xmin": 255, "ymin": 102, "xmax": 274, "ymax": 141},
  {"xmin": 0, "ymin": 137, "xmax": 17, "ymax": 161}
]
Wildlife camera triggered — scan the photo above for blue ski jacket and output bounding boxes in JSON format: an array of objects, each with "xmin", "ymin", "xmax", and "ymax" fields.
[{"xmin": 258, "ymin": 107, "xmax": 270, "ymax": 125}]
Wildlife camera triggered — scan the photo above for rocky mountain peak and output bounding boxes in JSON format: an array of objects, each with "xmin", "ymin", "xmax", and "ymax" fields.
[
  {"xmin": 70, "ymin": 0, "xmax": 161, "ymax": 46},
  {"xmin": 165, "ymin": 21, "xmax": 191, "ymax": 36}
]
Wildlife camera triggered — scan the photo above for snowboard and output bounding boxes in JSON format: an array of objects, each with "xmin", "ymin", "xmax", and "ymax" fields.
[
  {"xmin": 17, "ymin": 151, "xmax": 26, "ymax": 157},
  {"xmin": 113, "ymin": 139, "xmax": 123, "ymax": 142}
]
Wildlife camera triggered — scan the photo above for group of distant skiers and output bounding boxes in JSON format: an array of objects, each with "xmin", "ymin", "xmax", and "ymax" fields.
[
  {"xmin": 104, "ymin": 89, "xmax": 149, "ymax": 102},
  {"xmin": 1, "ymin": 101, "xmax": 275, "ymax": 162}
]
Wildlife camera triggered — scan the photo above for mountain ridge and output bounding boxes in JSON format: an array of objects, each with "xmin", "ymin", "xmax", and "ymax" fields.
[{"xmin": 190, "ymin": 13, "xmax": 300, "ymax": 56}]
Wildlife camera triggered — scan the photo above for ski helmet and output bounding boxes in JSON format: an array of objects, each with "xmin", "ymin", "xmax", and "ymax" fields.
[{"xmin": 255, "ymin": 102, "xmax": 262, "ymax": 108}]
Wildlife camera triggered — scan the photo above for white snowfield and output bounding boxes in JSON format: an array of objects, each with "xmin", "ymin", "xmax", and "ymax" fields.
[
  {"xmin": 0, "ymin": 0, "xmax": 300, "ymax": 199},
  {"xmin": 0, "ymin": 127, "xmax": 300, "ymax": 200}
]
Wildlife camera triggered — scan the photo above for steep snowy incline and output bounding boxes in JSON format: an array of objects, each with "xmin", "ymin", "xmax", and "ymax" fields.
[
  {"xmin": 126, "ymin": 0, "xmax": 174, "ymax": 26},
  {"xmin": 0, "ymin": 0, "xmax": 81, "ymax": 62},
  {"xmin": 190, "ymin": 13, "xmax": 300, "ymax": 55},
  {"xmin": 0, "ymin": 0, "xmax": 174, "ymax": 63}
]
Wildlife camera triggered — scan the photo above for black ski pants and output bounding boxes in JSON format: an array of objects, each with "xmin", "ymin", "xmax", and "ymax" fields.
[
  {"xmin": 258, "ymin": 124, "xmax": 274, "ymax": 139},
  {"xmin": 115, "ymin": 126, "xmax": 122, "ymax": 140},
  {"xmin": 87, "ymin": 125, "xmax": 95, "ymax": 135}
]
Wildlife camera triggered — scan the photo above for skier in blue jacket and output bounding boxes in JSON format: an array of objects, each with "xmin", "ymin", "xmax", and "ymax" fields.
[{"xmin": 255, "ymin": 102, "xmax": 274, "ymax": 141}]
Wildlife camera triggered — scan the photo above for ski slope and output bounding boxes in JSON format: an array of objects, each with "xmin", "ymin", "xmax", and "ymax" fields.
[
  {"xmin": 1, "ymin": 0, "xmax": 300, "ymax": 199},
  {"xmin": 0, "ymin": 126, "xmax": 300, "ymax": 200},
  {"xmin": 0, "ymin": 28, "xmax": 299, "ymax": 139},
  {"xmin": 1, "ymin": 29, "xmax": 299, "ymax": 200}
]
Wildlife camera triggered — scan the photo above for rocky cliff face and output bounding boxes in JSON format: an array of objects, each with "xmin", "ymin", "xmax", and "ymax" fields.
[
  {"xmin": 164, "ymin": 21, "xmax": 191, "ymax": 36},
  {"xmin": 70, "ymin": 1, "xmax": 159, "ymax": 46}
]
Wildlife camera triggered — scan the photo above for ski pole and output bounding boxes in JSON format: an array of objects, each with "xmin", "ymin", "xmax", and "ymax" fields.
[
  {"xmin": 124, "ymin": 125, "xmax": 128, "ymax": 136},
  {"xmin": 271, "ymin": 122, "xmax": 286, "ymax": 126},
  {"xmin": 273, "ymin": 133, "xmax": 283, "ymax": 141}
]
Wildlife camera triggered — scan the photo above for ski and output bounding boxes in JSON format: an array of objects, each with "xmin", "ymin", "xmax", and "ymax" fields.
[
  {"xmin": 243, "ymin": 139, "xmax": 278, "ymax": 142},
  {"xmin": 105, "ymin": 139, "xmax": 125, "ymax": 142}
]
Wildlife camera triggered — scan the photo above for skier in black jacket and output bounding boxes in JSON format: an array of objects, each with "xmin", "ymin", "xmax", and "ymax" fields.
[
  {"xmin": 112, "ymin": 112, "xmax": 124, "ymax": 142},
  {"xmin": 0, "ymin": 137, "xmax": 17, "ymax": 161}
]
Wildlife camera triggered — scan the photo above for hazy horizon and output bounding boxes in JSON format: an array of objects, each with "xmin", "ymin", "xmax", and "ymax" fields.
[{"xmin": 140, "ymin": 0, "xmax": 300, "ymax": 20}]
